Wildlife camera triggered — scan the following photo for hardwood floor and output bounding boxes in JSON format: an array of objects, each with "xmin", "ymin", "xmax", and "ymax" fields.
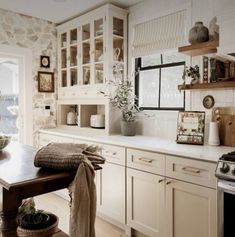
[{"xmin": 35, "ymin": 193, "xmax": 128, "ymax": 237}]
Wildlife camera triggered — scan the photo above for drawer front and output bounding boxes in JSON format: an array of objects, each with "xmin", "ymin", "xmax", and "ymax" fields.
[
  {"xmin": 127, "ymin": 149, "xmax": 165, "ymax": 175},
  {"xmin": 166, "ymin": 155, "xmax": 217, "ymax": 188},
  {"xmin": 101, "ymin": 144, "xmax": 125, "ymax": 166},
  {"xmin": 39, "ymin": 133, "xmax": 73, "ymax": 146}
]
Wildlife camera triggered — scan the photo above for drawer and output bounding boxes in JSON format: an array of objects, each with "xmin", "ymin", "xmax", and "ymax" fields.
[
  {"xmin": 39, "ymin": 133, "xmax": 73, "ymax": 146},
  {"xmin": 127, "ymin": 148, "xmax": 165, "ymax": 175},
  {"xmin": 101, "ymin": 144, "xmax": 125, "ymax": 166},
  {"xmin": 166, "ymin": 155, "xmax": 217, "ymax": 189}
]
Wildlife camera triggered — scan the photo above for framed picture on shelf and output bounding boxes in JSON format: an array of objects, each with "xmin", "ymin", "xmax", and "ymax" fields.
[
  {"xmin": 176, "ymin": 111, "xmax": 205, "ymax": 145},
  {"xmin": 38, "ymin": 71, "xmax": 54, "ymax": 93},
  {"xmin": 40, "ymin": 56, "xmax": 50, "ymax": 68}
]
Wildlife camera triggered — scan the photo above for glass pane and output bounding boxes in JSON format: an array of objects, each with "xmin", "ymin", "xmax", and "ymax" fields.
[
  {"xmin": 139, "ymin": 69, "xmax": 159, "ymax": 107},
  {"xmin": 113, "ymin": 17, "xmax": 123, "ymax": 36},
  {"xmin": 141, "ymin": 54, "xmax": 161, "ymax": 67},
  {"xmin": 82, "ymin": 42, "xmax": 90, "ymax": 64},
  {"xmin": 94, "ymin": 19, "xmax": 103, "ymax": 37},
  {"xmin": 82, "ymin": 24, "xmax": 90, "ymax": 41},
  {"xmin": 70, "ymin": 29, "xmax": 77, "ymax": 44},
  {"xmin": 70, "ymin": 69, "xmax": 77, "ymax": 86},
  {"xmin": 61, "ymin": 49, "xmax": 67, "ymax": 68},
  {"xmin": 160, "ymin": 65, "xmax": 184, "ymax": 108},
  {"xmin": 70, "ymin": 46, "xmax": 77, "ymax": 66},
  {"xmin": 61, "ymin": 33, "xmax": 67, "ymax": 48},
  {"xmin": 0, "ymin": 58, "xmax": 19, "ymax": 141},
  {"xmin": 113, "ymin": 63, "xmax": 124, "ymax": 81},
  {"xmin": 95, "ymin": 38, "xmax": 103, "ymax": 62},
  {"xmin": 61, "ymin": 70, "xmax": 67, "ymax": 87},
  {"xmin": 162, "ymin": 51, "xmax": 186, "ymax": 64},
  {"xmin": 83, "ymin": 66, "xmax": 90, "ymax": 85},
  {"xmin": 95, "ymin": 64, "xmax": 103, "ymax": 84},
  {"xmin": 113, "ymin": 38, "xmax": 123, "ymax": 62}
]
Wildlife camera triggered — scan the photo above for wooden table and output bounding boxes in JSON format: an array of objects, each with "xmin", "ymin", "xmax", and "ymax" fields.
[{"xmin": 0, "ymin": 142, "xmax": 77, "ymax": 237}]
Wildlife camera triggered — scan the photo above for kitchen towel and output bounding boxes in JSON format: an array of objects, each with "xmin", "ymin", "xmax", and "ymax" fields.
[{"xmin": 34, "ymin": 143, "xmax": 105, "ymax": 237}]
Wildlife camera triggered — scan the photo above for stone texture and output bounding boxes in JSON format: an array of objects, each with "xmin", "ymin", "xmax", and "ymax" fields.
[{"xmin": 0, "ymin": 9, "xmax": 57, "ymax": 146}]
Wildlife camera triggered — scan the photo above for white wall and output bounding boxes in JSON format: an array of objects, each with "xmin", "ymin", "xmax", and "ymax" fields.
[{"xmin": 129, "ymin": 0, "xmax": 235, "ymax": 142}]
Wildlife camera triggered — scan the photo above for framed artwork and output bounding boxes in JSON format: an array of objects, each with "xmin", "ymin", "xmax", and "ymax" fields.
[
  {"xmin": 176, "ymin": 111, "xmax": 205, "ymax": 145},
  {"xmin": 40, "ymin": 56, "xmax": 50, "ymax": 68},
  {"xmin": 38, "ymin": 71, "xmax": 54, "ymax": 93}
]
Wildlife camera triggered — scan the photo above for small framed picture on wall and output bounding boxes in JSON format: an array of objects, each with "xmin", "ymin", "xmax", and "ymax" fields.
[
  {"xmin": 40, "ymin": 55, "xmax": 50, "ymax": 68},
  {"xmin": 38, "ymin": 71, "xmax": 54, "ymax": 93}
]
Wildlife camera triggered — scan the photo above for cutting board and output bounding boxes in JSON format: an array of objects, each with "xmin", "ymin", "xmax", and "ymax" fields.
[{"xmin": 212, "ymin": 107, "xmax": 235, "ymax": 147}]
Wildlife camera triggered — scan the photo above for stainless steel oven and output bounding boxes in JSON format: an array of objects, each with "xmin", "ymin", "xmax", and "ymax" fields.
[{"xmin": 216, "ymin": 152, "xmax": 235, "ymax": 237}]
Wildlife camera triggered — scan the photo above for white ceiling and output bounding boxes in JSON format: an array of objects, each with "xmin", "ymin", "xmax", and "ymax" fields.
[{"xmin": 0, "ymin": 0, "xmax": 142, "ymax": 24}]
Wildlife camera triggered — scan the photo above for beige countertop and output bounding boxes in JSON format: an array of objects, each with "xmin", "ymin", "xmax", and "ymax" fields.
[{"xmin": 39, "ymin": 127, "xmax": 235, "ymax": 163}]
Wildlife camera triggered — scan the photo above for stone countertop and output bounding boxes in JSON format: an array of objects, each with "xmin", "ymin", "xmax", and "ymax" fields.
[{"xmin": 38, "ymin": 127, "xmax": 235, "ymax": 163}]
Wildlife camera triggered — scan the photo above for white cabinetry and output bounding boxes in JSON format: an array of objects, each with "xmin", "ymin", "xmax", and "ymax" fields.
[
  {"xmin": 57, "ymin": 4, "xmax": 128, "ymax": 99},
  {"xmin": 166, "ymin": 180, "xmax": 216, "ymax": 237},
  {"xmin": 127, "ymin": 168, "xmax": 165, "ymax": 237},
  {"xmin": 126, "ymin": 148, "xmax": 217, "ymax": 237},
  {"xmin": 96, "ymin": 144, "xmax": 126, "ymax": 225}
]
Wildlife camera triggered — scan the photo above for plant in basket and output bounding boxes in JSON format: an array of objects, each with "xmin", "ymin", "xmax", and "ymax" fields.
[{"xmin": 17, "ymin": 198, "xmax": 58, "ymax": 237}]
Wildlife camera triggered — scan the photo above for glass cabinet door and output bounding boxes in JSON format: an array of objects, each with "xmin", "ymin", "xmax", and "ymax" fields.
[
  {"xmin": 69, "ymin": 28, "xmax": 79, "ymax": 86},
  {"xmin": 113, "ymin": 17, "xmax": 124, "ymax": 81},
  {"xmin": 61, "ymin": 32, "xmax": 67, "ymax": 87},
  {"xmin": 94, "ymin": 18, "xmax": 104, "ymax": 84},
  {"xmin": 82, "ymin": 24, "xmax": 91, "ymax": 85}
]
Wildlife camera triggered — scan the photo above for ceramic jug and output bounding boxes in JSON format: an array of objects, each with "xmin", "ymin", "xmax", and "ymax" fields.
[{"xmin": 113, "ymin": 48, "xmax": 121, "ymax": 61}]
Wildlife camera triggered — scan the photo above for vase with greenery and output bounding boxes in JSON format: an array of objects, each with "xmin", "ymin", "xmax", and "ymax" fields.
[{"xmin": 102, "ymin": 79, "xmax": 140, "ymax": 136}]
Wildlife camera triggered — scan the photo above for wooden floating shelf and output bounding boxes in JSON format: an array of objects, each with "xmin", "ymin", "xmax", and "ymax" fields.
[
  {"xmin": 178, "ymin": 81, "xmax": 235, "ymax": 91},
  {"xmin": 178, "ymin": 40, "xmax": 219, "ymax": 56}
]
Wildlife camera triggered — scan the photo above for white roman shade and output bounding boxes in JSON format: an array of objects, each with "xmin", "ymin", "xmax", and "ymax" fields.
[{"xmin": 132, "ymin": 10, "xmax": 186, "ymax": 57}]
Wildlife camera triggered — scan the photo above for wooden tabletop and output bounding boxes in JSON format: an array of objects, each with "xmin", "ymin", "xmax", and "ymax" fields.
[{"xmin": 0, "ymin": 142, "xmax": 76, "ymax": 191}]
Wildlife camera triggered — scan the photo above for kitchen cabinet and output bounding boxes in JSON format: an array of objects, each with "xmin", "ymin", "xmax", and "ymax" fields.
[
  {"xmin": 166, "ymin": 179, "xmax": 217, "ymax": 237},
  {"xmin": 57, "ymin": 4, "xmax": 128, "ymax": 99},
  {"xmin": 127, "ymin": 168, "xmax": 165, "ymax": 237},
  {"xmin": 96, "ymin": 144, "xmax": 126, "ymax": 225},
  {"xmin": 96, "ymin": 162, "xmax": 125, "ymax": 225},
  {"xmin": 37, "ymin": 131, "xmax": 218, "ymax": 237}
]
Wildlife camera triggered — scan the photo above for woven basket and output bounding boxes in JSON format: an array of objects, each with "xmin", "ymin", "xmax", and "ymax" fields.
[{"xmin": 17, "ymin": 214, "xmax": 58, "ymax": 237}]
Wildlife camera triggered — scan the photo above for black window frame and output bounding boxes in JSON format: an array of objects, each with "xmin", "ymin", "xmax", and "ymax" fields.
[{"xmin": 135, "ymin": 55, "xmax": 185, "ymax": 111}]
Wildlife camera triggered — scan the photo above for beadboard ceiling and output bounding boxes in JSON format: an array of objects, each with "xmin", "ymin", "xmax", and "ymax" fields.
[{"xmin": 0, "ymin": 0, "xmax": 141, "ymax": 24}]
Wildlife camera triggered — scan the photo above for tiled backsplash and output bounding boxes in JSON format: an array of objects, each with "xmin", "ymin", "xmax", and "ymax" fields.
[{"xmin": 137, "ymin": 89, "xmax": 235, "ymax": 143}]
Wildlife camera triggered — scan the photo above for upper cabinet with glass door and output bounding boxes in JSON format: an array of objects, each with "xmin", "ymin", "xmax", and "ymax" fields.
[{"xmin": 57, "ymin": 4, "xmax": 128, "ymax": 99}]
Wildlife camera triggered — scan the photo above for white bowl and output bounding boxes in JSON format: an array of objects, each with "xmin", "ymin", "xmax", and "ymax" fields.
[{"xmin": 0, "ymin": 137, "xmax": 11, "ymax": 150}]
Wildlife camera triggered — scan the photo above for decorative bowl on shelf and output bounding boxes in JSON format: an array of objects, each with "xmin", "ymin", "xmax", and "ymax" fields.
[{"xmin": 0, "ymin": 135, "xmax": 11, "ymax": 151}]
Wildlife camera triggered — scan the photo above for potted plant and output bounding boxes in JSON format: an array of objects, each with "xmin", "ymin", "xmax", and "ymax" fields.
[
  {"xmin": 17, "ymin": 198, "xmax": 58, "ymax": 237},
  {"xmin": 104, "ymin": 79, "xmax": 140, "ymax": 136}
]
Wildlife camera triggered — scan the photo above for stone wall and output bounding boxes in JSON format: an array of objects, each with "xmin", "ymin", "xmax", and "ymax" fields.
[{"xmin": 0, "ymin": 9, "xmax": 57, "ymax": 145}]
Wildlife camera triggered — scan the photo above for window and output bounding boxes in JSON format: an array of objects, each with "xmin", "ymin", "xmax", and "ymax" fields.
[{"xmin": 135, "ymin": 51, "xmax": 185, "ymax": 110}]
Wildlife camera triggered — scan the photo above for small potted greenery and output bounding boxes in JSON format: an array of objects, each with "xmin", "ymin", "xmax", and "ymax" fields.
[
  {"xmin": 17, "ymin": 198, "xmax": 58, "ymax": 237},
  {"xmin": 103, "ymin": 79, "xmax": 139, "ymax": 136}
]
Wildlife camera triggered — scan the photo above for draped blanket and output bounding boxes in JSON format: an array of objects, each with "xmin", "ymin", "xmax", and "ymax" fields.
[{"xmin": 34, "ymin": 143, "xmax": 105, "ymax": 237}]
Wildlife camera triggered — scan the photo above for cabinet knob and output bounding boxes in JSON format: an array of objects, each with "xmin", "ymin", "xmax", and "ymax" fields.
[
  {"xmin": 166, "ymin": 180, "xmax": 172, "ymax": 185},
  {"xmin": 158, "ymin": 179, "xmax": 165, "ymax": 183}
]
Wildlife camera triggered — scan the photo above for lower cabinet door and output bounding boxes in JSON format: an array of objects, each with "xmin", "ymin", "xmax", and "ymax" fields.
[
  {"xmin": 127, "ymin": 168, "xmax": 165, "ymax": 237},
  {"xmin": 97, "ymin": 162, "xmax": 125, "ymax": 224},
  {"xmin": 166, "ymin": 179, "xmax": 217, "ymax": 237}
]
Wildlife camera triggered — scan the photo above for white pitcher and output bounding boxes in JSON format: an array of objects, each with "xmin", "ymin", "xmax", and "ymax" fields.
[{"xmin": 113, "ymin": 48, "xmax": 121, "ymax": 61}]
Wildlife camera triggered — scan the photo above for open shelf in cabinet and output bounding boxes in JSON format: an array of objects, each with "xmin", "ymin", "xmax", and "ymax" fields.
[
  {"xmin": 178, "ymin": 40, "xmax": 219, "ymax": 56},
  {"xmin": 178, "ymin": 81, "xmax": 235, "ymax": 91}
]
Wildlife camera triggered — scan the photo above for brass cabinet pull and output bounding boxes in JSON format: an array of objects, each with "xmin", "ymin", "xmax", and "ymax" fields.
[
  {"xmin": 158, "ymin": 179, "xmax": 165, "ymax": 183},
  {"xmin": 138, "ymin": 157, "xmax": 153, "ymax": 163},
  {"xmin": 166, "ymin": 181, "xmax": 172, "ymax": 185},
  {"xmin": 182, "ymin": 166, "xmax": 201, "ymax": 174}
]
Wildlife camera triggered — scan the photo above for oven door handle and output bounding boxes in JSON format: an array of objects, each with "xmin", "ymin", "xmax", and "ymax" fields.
[{"xmin": 218, "ymin": 181, "xmax": 235, "ymax": 192}]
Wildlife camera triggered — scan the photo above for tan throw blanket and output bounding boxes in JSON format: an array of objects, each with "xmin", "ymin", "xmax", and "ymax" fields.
[{"xmin": 34, "ymin": 143, "xmax": 105, "ymax": 237}]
